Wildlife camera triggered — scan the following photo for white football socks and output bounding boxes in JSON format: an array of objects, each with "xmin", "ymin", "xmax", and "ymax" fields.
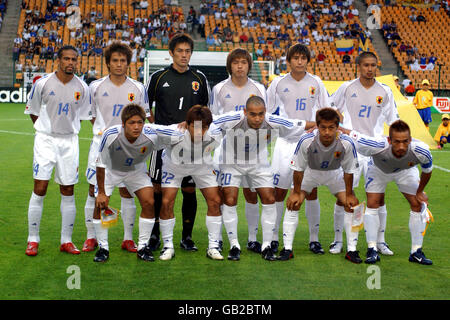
[
  {"xmin": 333, "ymin": 204, "xmax": 345, "ymax": 243},
  {"xmin": 138, "ymin": 217, "xmax": 155, "ymax": 251},
  {"xmin": 282, "ymin": 209, "xmax": 299, "ymax": 250},
  {"xmin": 84, "ymin": 194, "xmax": 96, "ymax": 239},
  {"xmin": 344, "ymin": 211, "xmax": 359, "ymax": 252},
  {"xmin": 222, "ymin": 204, "xmax": 240, "ymax": 249},
  {"xmin": 121, "ymin": 197, "xmax": 136, "ymax": 241},
  {"xmin": 245, "ymin": 201, "xmax": 259, "ymax": 242},
  {"xmin": 160, "ymin": 218, "xmax": 175, "ymax": 249},
  {"xmin": 93, "ymin": 219, "xmax": 109, "ymax": 251},
  {"xmin": 273, "ymin": 201, "xmax": 285, "ymax": 242},
  {"xmin": 364, "ymin": 207, "xmax": 380, "ymax": 249},
  {"xmin": 409, "ymin": 210, "xmax": 425, "ymax": 253},
  {"xmin": 60, "ymin": 195, "xmax": 76, "ymax": 244},
  {"xmin": 261, "ymin": 203, "xmax": 276, "ymax": 250},
  {"xmin": 377, "ymin": 204, "xmax": 388, "ymax": 244},
  {"xmin": 305, "ymin": 199, "xmax": 320, "ymax": 243},
  {"xmin": 27, "ymin": 192, "xmax": 44, "ymax": 243},
  {"xmin": 206, "ymin": 215, "xmax": 222, "ymax": 249}
]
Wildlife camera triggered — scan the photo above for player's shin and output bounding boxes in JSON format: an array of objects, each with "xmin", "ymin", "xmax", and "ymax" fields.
[
  {"xmin": 28, "ymin": 192, "xmax": 45, "ymax": 243},
  {"xmin": 364, "ymin": 207, "xmax": 380, "ymax": 249},
  {"xmin": 305, "ymin": 199, "xmax": 320, "ymax": 242},
  {"xmin": 222, "ymin": 204, "xmax": 240, "ymax": 249},
  {"xmin": 93, "ymin": 219, "xmax": 109, "ymax": 250},
  {"xmin": 282, "ymin": 209, "xmax": 299, "ymax": 250},
  {"xmin": 160, "ymin": 218, "xmax": 176, "ymax": 249},
  {"xmin": 344, "ymin": 211, "xmax": 359, "ymax": 252},
  {"xmin": 84, "ymin": 194, "xmax": 96, "ymax": 239},
  {"xmin": 333, "ymin": 204, "xmax": 345, "ymax": 243},
  {"xmin": 182, "ymin": 190, "xmax": 197, "ymax": 239},
  {"xmin": 273, "ymin": 201, "xmax": 285, "ymax": 242},
  {"xmin": 121, "ymin": 197, "xmax": 136, "ymax": 241},
  {"xmin": 245, "ymin": 201, "xmax": 259, "ymax": 242},
  {"xmin": 60, "ymin": 195, "xmax": 76, "ymax": 244},
  {"xmin": 138, "ymin": 217, "xmax": 155, "ymax": 251},
  {"xmin": 409, "ymin": 210, "xmax": 425, "ymax": 253},
  {"xmin": 261, "ymin": 203, "xmax": 276, "ymax": 250},
  {"xmin": 377, "ymin": 204, "xmax": 388, "ymax": 243},
  {"xmin": 206, "ymin": 215, "xmax": 222, "ymax": 249}
]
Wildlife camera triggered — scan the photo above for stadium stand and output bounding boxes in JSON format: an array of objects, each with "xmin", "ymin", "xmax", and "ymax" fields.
[
  {"xmin": 200, "ymin": 0, "xmax": 381, "ymax": 85},
  {"xmin": 366, "ymin": 0, "xmax": 450, "ymax": 91},
  {"xmin": 14, "ymin": 0, "xmax": 186, "ymax": 87}
]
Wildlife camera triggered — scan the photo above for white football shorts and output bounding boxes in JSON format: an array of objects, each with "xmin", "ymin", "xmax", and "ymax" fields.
[
  {"xmin": 219, "ymin": 164, "xmax": 274, "ymax": 189},
  {"xmin": 32, "ymin": 132, "xmax": 79, "ymax": 185},
  {"xmin": 271, "ymin": 137, "xmax": 296, "ymax": 189},
  {"xmin": 98, "ymin": 163, "xmax": 152, "ymax": 197},
  {"xmin": 364, "ymin": 162, "xmax": 420, "ymax": 195},
  {"xmin": 161, "ymin": 160, "xmax": 218, "ymax": 189},
  {"xmin": 301, "ymin": 167, "xmax": 347, "ymax": 195}
]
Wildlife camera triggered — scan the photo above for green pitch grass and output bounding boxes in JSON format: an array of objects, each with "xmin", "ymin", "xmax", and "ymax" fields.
[{"xmin": 0, "ymin": 104, "xmax": 448, "ymax": 300}]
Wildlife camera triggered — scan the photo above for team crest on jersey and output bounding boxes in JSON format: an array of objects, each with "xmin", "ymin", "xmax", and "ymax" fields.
[
  {"xmin": 74, "ymin": 92, "xmax": 81, "ymax": 101},
  {"xmin": 128, "ymin": 93, "xmax": 135, "ymax": 102},
  {"xmin": 140, "ymin": 146, "xmax": 147, "ymax": 154},
  {"xmin": 192, "ymin": 81, "xmax": 200, "ymax": 91},
  {"xmin": 334, "ymin": 151, "xmax": 342, "ymax": 158},
  {"xmin": 376, "ymin": 96, "xmax": 383, "ymax": 104},
  {"xmin": 309, "ymin": 86, "xmax": 316, "ymax": 95}
]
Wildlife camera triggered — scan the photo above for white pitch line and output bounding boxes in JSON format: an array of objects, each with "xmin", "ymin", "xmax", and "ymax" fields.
[
  {"xmin": 0, "ymin": 129, "xmax": 91, "ymax": 141},
  {"xmin": 434, "ymin": 165, "xmax": 450, "ymax": 173}
]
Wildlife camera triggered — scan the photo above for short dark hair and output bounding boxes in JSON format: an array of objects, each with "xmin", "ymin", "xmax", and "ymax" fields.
[
  {"xmin": 57, "ymin": 45, "xmax": 78, "ymax": 59},
  {"xmin": 356, "ymin": 51, "xmax": 378, "ymax": 65},
  {"xmin": 389, "ymin": 120, "xmax": 411, "ymax": 138},
  {"xmin": 186, "ymin": 105, "xmax": 213, "ymax": 127},
  {"xmin": 246, "ymin": 95, "xmax": 266, "ymax": 109},
  {"xmin": 226, "ymin": 48, "xmax": 252, "ymax": 75},
  {"xmin": 169, "ymin": 33, "xmax": 194, "ymax": 52},
  {"xmin": 104, "ymin": 41, "xmax": 132, "ymax": 66},
  {"xmin": 121, "ymin": 104, "xmax": 146, "ymax": 124},
  {"xmin": 287, "ymin": 44, "xmax": 311, "ymax": 63},
  {"xmin": 316, "ymin": 108, "xmax": 340, "ymax": 126}
]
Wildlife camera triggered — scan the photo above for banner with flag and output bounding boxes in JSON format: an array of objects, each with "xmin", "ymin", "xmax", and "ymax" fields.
[
  {"xmin": 358, "ymin": 33, "xmax": 370, "ymax": 53},
  {"xmin": 335, "ymin": 39, "xmax": 354, "ymax": 55}
]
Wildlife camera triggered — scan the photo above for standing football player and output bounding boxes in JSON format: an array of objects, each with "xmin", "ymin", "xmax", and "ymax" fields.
[
  {"xmin": 25, "ymin": 45, "xmax": 91, "ymax": 256},
  {"xmin": 331, "ymin": 51, "xmax": 399, "ymax": 256},
  {"xmin": 83, "ymin": 42, "xmax": 152, "ymax": 254}
]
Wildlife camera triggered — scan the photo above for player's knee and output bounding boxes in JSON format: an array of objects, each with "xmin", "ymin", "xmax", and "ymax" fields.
[
  {"xmin": 409, "ymin": 198, "xmax": 421, "ymax": 212},
  {"xmin": 260, "ymin": 193, "xmax": 275, "ymax": 205},
  {"xmin": 275, "ymin": 188, "xmax": 288, "ymax": 202},
  {"xmin": 367, "ymin": 198, "xmax": 381, "ymax": 208},
  {"xmin": 224, "ymin": 195, "xmax": 237, "ymax": 207},
  {"xmin": 60, "ymin": 185, "xmax": 74, "ymax": 196},
  {"xmin": 243, "ymin": 189, "xmax": 258, "ymax": 204},
  {"xmin": 119, "ymin": 187, "xmax": 132, "ymax": 198},
  {"xmin": 305, "ymin": 189, "xmax": 318, "ymax": 200},
  {"xmin": 206, "ymin": 196, "xmax": 221, "ymax": 212}
]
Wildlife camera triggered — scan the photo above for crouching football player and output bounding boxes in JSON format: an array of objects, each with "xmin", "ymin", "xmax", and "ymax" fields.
[{"xmin": 283, "ymin": 108, "xmax": 362, "ymax": 263}]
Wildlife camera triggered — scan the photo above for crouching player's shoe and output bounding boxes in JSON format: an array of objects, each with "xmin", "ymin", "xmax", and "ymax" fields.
[
  {"xmin": 137, "ymin": 246, "xmax": 155, "ymax": 262},
  {"xmin": 121, "ymin": 240, "xmax": 137, "ymax": 253},
  {"xmin": 82, "ymin": 238, "xmax": 98, "ymax": 252},
  {"xmin": 377, "ymin": 242, "xmax": 394, "ymax": 256},
  {"xmin": 26, "ymin": 242, "xmax": 39, "ymax": 256},
  {"xmin": 159, "ymin": 247, "xmax": 175, "ymax": 261},
  {"xmin": 262, "ymin": 246, "xmax": 277, "ymax": 261},
  {"xmin": 277, "ymin": 248, "xmax": 294, "ymax": 261},
  {"xmin": 94, "ymin": 247, "xmax": 109, "ymax": 262},
  {"xmin": 206, "ymin": 248, "xmax": 224, "ymax": 260},
  {"xmin": 345, "ymin": 250, "xmax": 362, "ymax": 264},
  {"xmin": 365, "ymin": 247, "xmax": 380, "ymax": 264},
  {"xmin": 409, "ymin": 248, "xmax": 432, "ymax": 265},
  {"xmin": 329, "ymin": 241, "xmax": 343, "ymax": 254},
  {"xmin": 227, "ymin": 246, "xmax": 241, "ymax": 261},
  {"xmin": 60, "ymin": 242, "xmax": 81, "ymax": 255}
]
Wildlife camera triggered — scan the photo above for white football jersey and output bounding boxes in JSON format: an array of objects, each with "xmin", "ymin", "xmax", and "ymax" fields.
[
  {"xmin": 25, "ymin": 72, "xmax": 91, "ymax": 135},
  {"xmin": 97, "ymin": 124, "xmax": 183, "ymax": 172},
  {"xmin": 290, "ymin": 130, "xmax": 358, "ymax": 174},
  {"xmin": 266, "ymin": 72, "xmax": 331, "ymax": 121},
  {"xmin": 90, "ymin": 76, "xmax": 151, "ymax": 136},
  {"xmin": 210, "ymin": 77, "xmax": 267, "ymax": 115},
  {"xmin": 331, "ymin": 78, "xmax": 399, "ymax": 137},
  {"xmin": 348, "ymin": 130, "xmax": 433, "ymax": 174},
  {"xmin": 211, "ymin": 111, "xmax": 307, "ymax": 165}
]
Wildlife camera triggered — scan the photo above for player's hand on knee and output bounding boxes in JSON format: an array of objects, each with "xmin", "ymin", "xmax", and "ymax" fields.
[
  {"xmin": 286, "ymin": 192, "xmax": 303, "ymax": 211},
  {"xmin": 416, "ymin": 191, "xmax": 428, "ymax": 205}
]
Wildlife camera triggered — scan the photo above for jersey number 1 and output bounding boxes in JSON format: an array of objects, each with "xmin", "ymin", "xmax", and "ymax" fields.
[{"xmin": 178, "ymin": 97, "xmax": 184, "ymax": 110}]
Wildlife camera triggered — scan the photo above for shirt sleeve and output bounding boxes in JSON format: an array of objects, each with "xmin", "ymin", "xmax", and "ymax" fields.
[
  {"xmin": 268, "ymin": 114, "xmax": 306, "ymax": 142},
  {"xmin": 96, "ymin": 127, "xmax": 118, "ymax": 169},
  {"xmin": 138, "ymin": 82, "xmax": 151, "ymax": 117},
  {"xmin": 289, "ymin": 134, "xmax": 313, "ymax": 172},
  {"xmin": 266, "ymin": 77, "xmax": 287, "ymax": 117},
  {"xmin": 382, "ymin": 86, "xmax": 400, "ymax": 125},
  {"xmin": 150, "ymin": 124, "xmax": 185, "ymax": 149},
  {"xmin": 330, "ymin": 81, "xmax": 348, "ymax": 114},
  {"xmin": 315, "ymin": 77, "xmax": 332, "ymax": 110},
  {"xmin": 79, "ymin": 80, "xmax": 92, "ymax": 121},
  {"xmin": 209, "ymin": 85, "xmax": 222, "ymax": 115},
  {"xmin": 348, "ymin": 130, "xmax": 387, "ymax": 157},
  {"xmin": 340, "ymin": 136, "xmax": 359, "ymax": 174},
  {"xmin": 212, "ymin": 111, "xmax": 243, "ymax": 130},
  {"xmin": 412, "ymin": 141, "xmax": 433, "ymax": 173}
]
